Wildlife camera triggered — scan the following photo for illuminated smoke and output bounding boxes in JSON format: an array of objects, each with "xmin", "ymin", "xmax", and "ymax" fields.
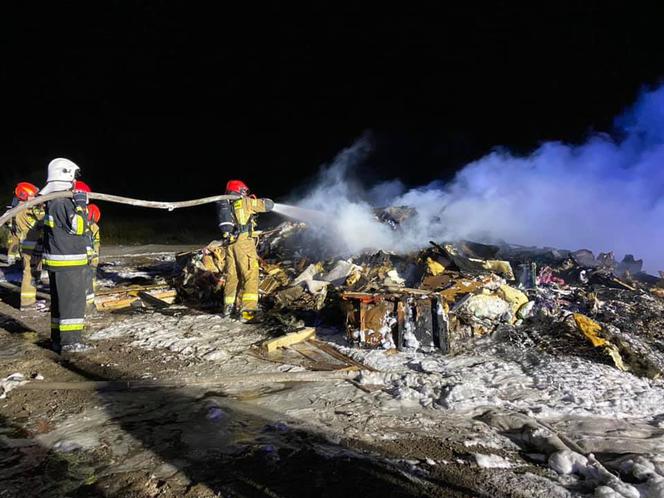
[{"xmin": 290, "ymin": 86, "xmax": 664, "ymax": 273}]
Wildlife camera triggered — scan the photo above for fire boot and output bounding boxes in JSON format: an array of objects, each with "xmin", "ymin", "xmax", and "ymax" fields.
[
  {"xmin": 222, "ymin": 305, "xmax": 236, "ymax": 318},
  {"xmin": 240, "ymin": 310, "xmax": 262, "ymax": 324}
]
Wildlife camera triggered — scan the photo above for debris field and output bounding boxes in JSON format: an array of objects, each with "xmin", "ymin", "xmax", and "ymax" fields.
[{"xmin": 1, "ymin": 208, "xmax": 664, "ymax": 497}]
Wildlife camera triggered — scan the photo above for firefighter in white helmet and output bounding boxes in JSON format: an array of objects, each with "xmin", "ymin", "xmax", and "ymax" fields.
[{"xmin": 41, "ymin": 158, "xmax": 91, "ymax": 353}]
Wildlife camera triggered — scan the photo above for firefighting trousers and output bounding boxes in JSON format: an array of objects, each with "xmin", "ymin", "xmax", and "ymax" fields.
[
  {"xmin": 7, "ymin": 232, "xmax": 19, "ymax": 260},
  {"xmin": 20, "ymin": 253, "xmax": 41, "ymax": 308},
  {"xmin": 49, "ymin": 269, "xmax": 86, "ymax": 349},
  {"xmin": 224, "ymin": 236, "xmax": 259, "ymax": 311},
  {"xmin": 86, "ymin": 264, "xmax": 97, "ymax": 306}
]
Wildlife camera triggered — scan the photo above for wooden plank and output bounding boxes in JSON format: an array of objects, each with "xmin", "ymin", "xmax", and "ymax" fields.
[
  {"xmin": 341, "ymin": 292, "xmax": 378, "ymax": 301},
  {"xmin": 137, "ymin": 290, "xmax": 170, "ymax": 309},
  {"xmin": 250, "ymin": 339, "xmax": 370, "ymax": 372},
  {"xmin": 383, "ymin": 286, "xmax": 432, "ymax": 296},
  {"xmin": 95, "ymin": 284, "xmax": 170, "ymax": 296},
  {"xmin": 289, "ymin": 343, "xmax": 344, "ymax": 371},
  {"xmin": 96, "ymin": 289, "xmax": 175, "ymax": 311},
  {"xmin": 359, "ymin": 301, "xmax": 368, "ymax": 332},
  {"xmin": 415, "ymin": 298, "xmax": 434, "ymax": 349},
  {"xmin": 262, "ymin": 327, "xmax": 316, "ymax": 353},
  {"xmin": 610, "ymin": 277, "xmax": 637, "ymax": 291},
  {"xmin": 290, "ymin": 341, "xmax": 340, "ymax": 364},
  {"xmin": 97, "ymin": 296, "xmax": 139, "ymax": 310},
  {"xmin": 309, "ymin": 339, "xmax": 377, "ymax": 372},
  {"xmin": 396, "ymin": 298, "xmax": 407, "ymax": 351},
  {"xmin": 432, "ymin": 296, "xmax": 450, "ymax": 354}
]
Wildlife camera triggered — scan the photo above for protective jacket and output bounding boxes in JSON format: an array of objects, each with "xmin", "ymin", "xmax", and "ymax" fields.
[
  {"xmin": 15, "ymin": 205, "xmax": 45, "ymax": 256},
  {"xmin": 86, "ymin": 221, "xmax": 101, "ymax": 267},
  {"xmin": 5, "ymin": 197, "xmax": 19, "ymax": 237},
  {"xmin": 222, "ymin": 196, "xmax": 274, "ymax": 312},
  {"xmin": 218, "ymin": 197, "xmax": 274, "ymax": 239},
  {"xmin": 15, "ymin": 205, "xmax": 45, "ymax": 308},
  {"xmin": 43, "ymin": 198, "xmax": 90, "ymax": 271},
  {"xmin": 85, "ymin": 221, "xmax": 101, "ymax": 307}
]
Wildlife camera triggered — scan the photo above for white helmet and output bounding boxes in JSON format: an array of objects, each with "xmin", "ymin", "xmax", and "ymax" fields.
[{"xmin": 47, "ymin": 158, "xmax": 80, "ymax": 183}]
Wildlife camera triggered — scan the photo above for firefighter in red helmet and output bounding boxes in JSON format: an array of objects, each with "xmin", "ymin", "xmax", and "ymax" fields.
[
  {"xmin": 4, "ymin": 182, "xmax": 41, "ymax": 266},
  {"xmin": 218, "ymin": 179, "xmax": 274, "ymax": 322},
  {"xmin": 73, "ymin": 181, "xmax": 91, "ymax": 193},
  {"xmin": 85, "ymin": 203, "xmax": 101, "ymax": 312},
  {"xmin": 13, "ymin": 182, "xmax": 45, "ymax": 309}
]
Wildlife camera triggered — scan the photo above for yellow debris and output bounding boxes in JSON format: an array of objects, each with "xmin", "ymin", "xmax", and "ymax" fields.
[
  {"xmin": 439, "ymin": 280, "xmax": 485, "ymax": 303},
  {"xmin": 426, "ymin": 257, "xmax": 446, "ymax": 276},
  {"xmin": 605, "ymin": 345, "xmax": 628, "ymax": 372},
  {"xmin": 345, "ymin": 270, "xmax": 362, "ymax": 287},
  {"xmin": 573, "ymin": 313, "xmax": 627, "ymax": 372},
  {"xmin": 482, "ymin": 260, "xmax": 515, "ymax": 280},
  {"xmin": 496, "ymin": 284, "xmax": 529, "ymax": 319},
  {"xmin": 573, "ymin": 313, "xmax": 607, "ymax": 347}
]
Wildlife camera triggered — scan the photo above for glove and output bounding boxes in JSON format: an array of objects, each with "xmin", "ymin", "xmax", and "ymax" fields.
[{"xmin": 72, "ymin": 191, "xmax": 88, "ymax": 209}]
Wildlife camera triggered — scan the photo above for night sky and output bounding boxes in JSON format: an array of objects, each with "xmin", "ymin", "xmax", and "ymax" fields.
[{"xmin": 3, "ymin": 2, "xmax": 664, "ymax": 205}]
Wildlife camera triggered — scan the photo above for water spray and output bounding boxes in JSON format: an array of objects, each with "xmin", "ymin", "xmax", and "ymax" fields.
[{"xmin": 272, "ymin": 203, "xmax": 329, "ymax": 226}]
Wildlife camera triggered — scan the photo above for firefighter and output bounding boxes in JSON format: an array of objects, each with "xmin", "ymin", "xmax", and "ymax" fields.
[
  {"xmin": 13, "ymin": 182, "xmax": 45, "ymax": 309},
  {"xmin": 40, "ymin": 158, "xmax": 90, "ymax": 353},
  {"xmin": 3, "ymin": 195, "xmax": 20, "ymax": 265},
  {"xmin": 85, "ymin": 203, "xmax": 101, "ymax": 312},
  {"xmin": 218, "ymin": 180, "xmax": 274, "ymax": 322},
  {"xmin": 71, "ymin": 181, "xmax": 97, "ymax": 310}
]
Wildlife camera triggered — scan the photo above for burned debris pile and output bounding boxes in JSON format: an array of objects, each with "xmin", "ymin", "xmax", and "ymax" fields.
[{"xmin": 173, "ymin": 207, "xmax": 664, "ymax": 377}]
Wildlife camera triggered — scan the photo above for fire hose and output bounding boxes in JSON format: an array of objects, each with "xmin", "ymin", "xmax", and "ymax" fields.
[{"xmin": 0, "ymin": 191, "xmax": 241, "ymax": 228}]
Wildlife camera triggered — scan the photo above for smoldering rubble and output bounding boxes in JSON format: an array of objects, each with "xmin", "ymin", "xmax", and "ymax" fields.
[
  {"xmin": 176, "ymin": 205, "xmax": 664, "ymax": 377},
  {"xmin": 168, "ymin": 205, "xmax": 664, "ymax": 496}
]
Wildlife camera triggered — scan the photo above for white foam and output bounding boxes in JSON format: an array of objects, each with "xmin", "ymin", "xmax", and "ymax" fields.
[{"xmin": 474, "ymin": 453, "xmax": 514, "ymax": 469}]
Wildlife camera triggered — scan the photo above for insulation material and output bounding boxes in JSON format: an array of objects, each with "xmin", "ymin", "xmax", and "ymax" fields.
[
  {"xmin": 482, "ymin": 260, "xmax": 515, "ymax": 280},
  {"xmin": 426, "ymin": 257, "xmax": 445, "ymax": 276},
  {"xmin": 573, "ymin": 313, "xmax": 627, "ymax": 372},
  {"xmin": 496, "ymin": 284, "xmax": 529, "ymax": 319},
  {"xmin": 454, "ymin": 294, "xmax": 512, "ymax": 327}
]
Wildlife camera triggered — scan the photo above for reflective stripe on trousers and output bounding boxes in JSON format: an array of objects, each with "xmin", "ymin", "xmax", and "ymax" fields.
[
  {"xmin": 49, "ymin": 269, "xmax": 87, "ymax": 348},
  {"xmin": 223, "ymin": 235, "xmax": 260, "ymax": 312},
  {"xmin": 42, "ymin": 253, "xmax": 89, "ymax": 268}
]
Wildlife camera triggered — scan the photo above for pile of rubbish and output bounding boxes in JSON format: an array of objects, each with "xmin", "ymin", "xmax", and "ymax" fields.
[{"xmin": 173, "ymin": 207, "xmax": 664, "ymax": 378}]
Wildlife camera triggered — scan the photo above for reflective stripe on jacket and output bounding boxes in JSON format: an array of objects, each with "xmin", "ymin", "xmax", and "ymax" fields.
[
  {"xmin": 43, "ymin": 198, "xmax": 90, "ymax": 271},
  {"xmin": 15, "ymin": 206, "xmax": 45, "ymax": 256},
  {"xmin": 231, "ymin": 197, "xmax": 272, "ymax": 235}
]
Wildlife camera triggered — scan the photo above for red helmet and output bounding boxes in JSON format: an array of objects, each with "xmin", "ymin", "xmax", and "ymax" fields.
[
  {"xmin": 87, "ymin": 203, "xmax": 101, "ymax": 223},
  {"xmin": 226, "ymin": 179, "xmax": 249, "ymax": 195},
  {"xmin": 15, "ymin": 182, "xmax": 39, "ymax": 201},
  {"xmin": 74, "ymin": 180, "xmax": 91, "ymax": 192}
]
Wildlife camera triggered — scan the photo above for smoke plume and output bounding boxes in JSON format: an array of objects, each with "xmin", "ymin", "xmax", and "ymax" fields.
[{"xmin": 290, "ymin": 85, "xmax": 664, "ymax": 273}]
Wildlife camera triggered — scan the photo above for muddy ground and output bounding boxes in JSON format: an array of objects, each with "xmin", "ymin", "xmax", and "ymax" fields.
[{"xmin": 0, "ymin": 246, "xmax": 629, "ymax": 497}]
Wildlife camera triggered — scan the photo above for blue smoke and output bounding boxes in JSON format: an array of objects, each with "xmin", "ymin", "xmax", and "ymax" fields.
[{"xmin": 297, "ymin": 85, "xmax": 664, "ymax": 273}]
